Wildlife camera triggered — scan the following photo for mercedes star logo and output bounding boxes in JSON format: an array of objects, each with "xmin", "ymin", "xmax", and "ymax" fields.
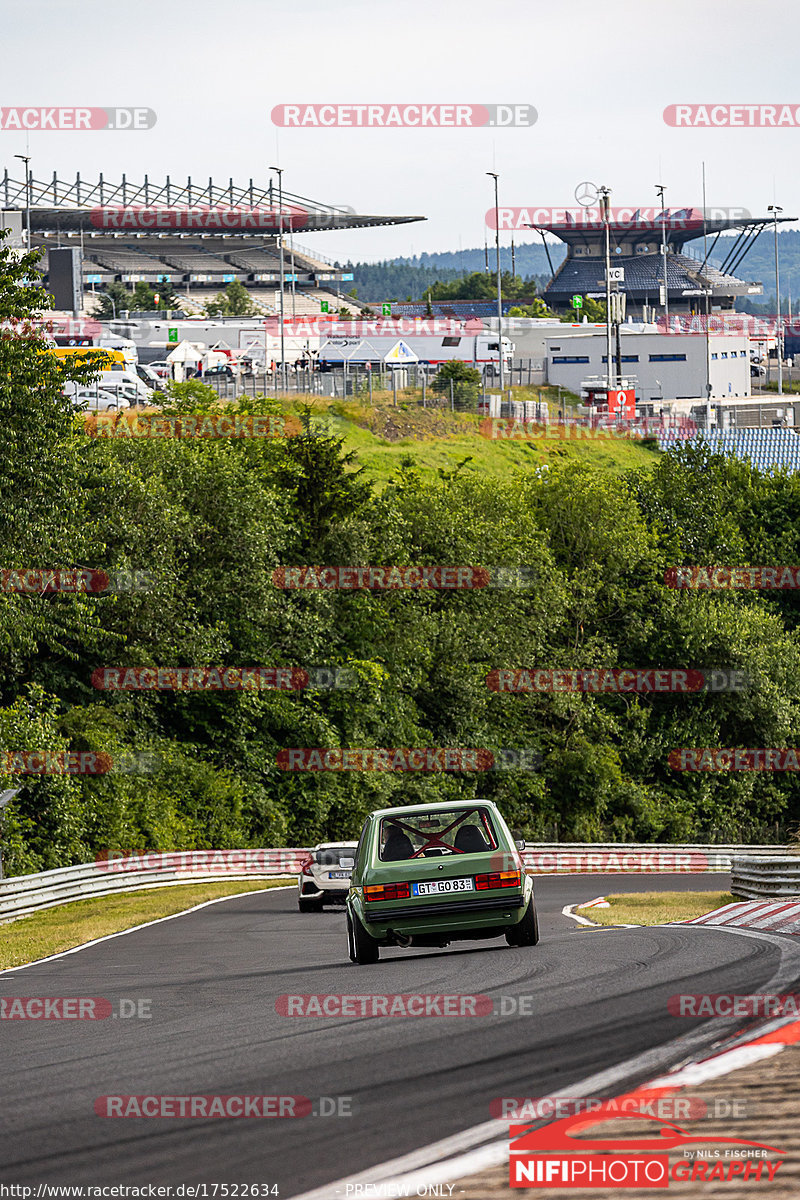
[{"xmin": 575, "ymin": 181, "xmax": 599, "ymax": 207}]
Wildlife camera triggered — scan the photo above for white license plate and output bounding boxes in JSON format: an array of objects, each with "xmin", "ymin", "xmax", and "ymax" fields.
[
  {"xmin": 412, "ymin": 878, "xmax": 474, "ymax": 897},
  {"xmin": 329, "ymin": 870, "xmax": 351, "ymax": 879}
]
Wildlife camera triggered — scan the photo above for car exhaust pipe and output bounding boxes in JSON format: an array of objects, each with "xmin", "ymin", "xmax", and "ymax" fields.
[{"xmin": 390, "ymin": 931, "xmax": 412, "ymax": 947}]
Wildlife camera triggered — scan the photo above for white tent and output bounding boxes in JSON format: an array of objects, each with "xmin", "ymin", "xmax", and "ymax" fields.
[{"xmin": 166, "ymin": 340, "xmax": 205, "ymax": 382}]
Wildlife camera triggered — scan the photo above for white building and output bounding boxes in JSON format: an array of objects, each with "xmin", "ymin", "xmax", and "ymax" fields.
[{"xmin": 544, "ymin": 330, "xmax": 751, "ymax": 409}]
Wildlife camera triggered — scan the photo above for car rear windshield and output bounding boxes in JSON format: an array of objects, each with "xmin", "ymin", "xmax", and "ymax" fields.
[
  {"xmin": 378, "ymin": 807, "xmax": 499, "ymax": 861},
  {"xmin": 315, "ymin": 848, "xmax": 353, "ymax": 866}
]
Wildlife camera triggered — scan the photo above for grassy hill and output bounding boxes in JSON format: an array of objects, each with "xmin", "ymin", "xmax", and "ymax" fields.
[{"xmin": 286, "ymin": 390, "xmax": 661, "ymax": 487}]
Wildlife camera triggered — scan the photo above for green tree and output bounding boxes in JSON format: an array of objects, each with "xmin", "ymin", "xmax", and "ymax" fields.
[
  {"xmin": 205, "ymin": 280, "xmax": 255, "ymax": 317},
  {"xmin": 560, "ymin": 297, "xmax": 606, "ymax": 321},
  {"xmin": 92, "ymin": 281, "xmax": 131, "ymax": 320},
  {"xmin": 508, "ymin": 299, "xmax": 554, "ymax": 318},
  {"xmin": 431, "ymin": 360, "xmax": 482, "ymax": 406}
]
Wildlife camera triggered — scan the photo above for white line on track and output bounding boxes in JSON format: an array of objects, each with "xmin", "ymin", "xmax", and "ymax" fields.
[{"xmin": 0, "ymin": 884, "xmax": 296, "ymax": 975}]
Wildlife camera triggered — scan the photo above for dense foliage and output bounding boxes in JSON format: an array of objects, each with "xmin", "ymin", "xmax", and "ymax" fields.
[{"xmin": 2, "ymin": 243, "xmax": 800, "ymax": 871}]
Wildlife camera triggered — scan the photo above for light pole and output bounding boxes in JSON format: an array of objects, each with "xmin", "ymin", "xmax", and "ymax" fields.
[
  {"xmin": 270, "ymin": 166, "xmax": 287, "ymax": 392},
  {"xmin": 655, "ymin": 183, "xmax": 669, "ymax": 323},
  {"xmin": 598, "ymin": 186, "xmax": 613, "ymax": 393},
  {"xmin": 14, "ymin": 154, "xmax": 31, "ymax": 248},
  {"xmin": 768, "ymin": 204, "xmax": 784, "ymax": 395},
  {"xmin": 0, "ymin": 789, "xmax": 20, "ymax": 880},
  {"xmin": 487, "ymin": 172, "xmax": 505, "ymax": 395}
]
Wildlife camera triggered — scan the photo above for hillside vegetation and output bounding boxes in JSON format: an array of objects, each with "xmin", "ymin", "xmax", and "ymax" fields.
[{"xmin": 2, "ymin": 238, "xmax": 800, "ymax": 870}]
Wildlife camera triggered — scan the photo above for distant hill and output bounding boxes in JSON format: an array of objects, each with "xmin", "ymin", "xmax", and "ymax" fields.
[
  {"xmin": 343, "ymin": 244, "xmax": 564, "ymax": 302},
  {"xmin": 343, "ymin": 229, "xmax": 800, "ymax": 309}
]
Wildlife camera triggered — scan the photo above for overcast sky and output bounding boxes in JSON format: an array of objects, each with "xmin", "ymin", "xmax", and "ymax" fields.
[{"xmin": 1, "ymin": 0, "xmax": 799, "ymax": 263}]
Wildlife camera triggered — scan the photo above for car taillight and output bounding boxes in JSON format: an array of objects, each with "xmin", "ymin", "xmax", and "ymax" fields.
[
  {"xmin": 474, "ymin": 870, "xmax": 522, "ymax": 890},
  {"xmin": 301, "ymin": 860, "xmax": 314, "ymax": 876},
  {"xmin": 363, "ymin": 882, "xmax": 411, "ymax": 902}
]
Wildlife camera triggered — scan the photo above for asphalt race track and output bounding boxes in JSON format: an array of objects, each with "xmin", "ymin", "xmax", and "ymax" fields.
[{"xmin": 2, "ymin": 874, "xmax": 797, "ymax": 1197}]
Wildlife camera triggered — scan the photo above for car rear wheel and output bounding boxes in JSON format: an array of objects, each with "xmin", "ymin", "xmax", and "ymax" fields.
[
  {"xmin": 298, "ymin": 896, "xmax": 324, "ymax": 913},
  {"xmin": 505, "ymin": 896, "xmax": 539, "ymax": 947},
  {"xmin": 348, "ymin": 911, "xmax": 379, "ymax": 964}
]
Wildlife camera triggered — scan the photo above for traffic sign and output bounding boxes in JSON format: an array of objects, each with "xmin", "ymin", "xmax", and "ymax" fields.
[
  {"xmin": 606, "ymin": 267, "xmax": 625, "ymax": 283},
  {"xmin": 382, "ymin": 303, "xmax": 392, "ymax": 316},
  {"xmin": 320, "ymin": 300, "xmax": 329, "ymax": 313},
  {"xmin": 167, "ymin": 327, "xmax": 178, "ymax": 343},
  {"xmin": 572, "ymin": 295, "xmax": 583, "ymax": 309}
]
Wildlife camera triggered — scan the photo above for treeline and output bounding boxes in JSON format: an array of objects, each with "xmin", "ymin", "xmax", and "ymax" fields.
[
  {"xmin": 344, "ymin": 250, "xmax": 556, "ymax": 303},
  {"xmin": 3, "ymin": 245, "xmax": 800, "ymax": 870}
]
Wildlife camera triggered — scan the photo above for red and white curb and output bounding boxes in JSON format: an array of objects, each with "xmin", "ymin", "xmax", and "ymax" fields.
[
  {"xmin": 681, "ymin": 899, "xmax": 800, "ymax": 933},
  {"xmin": 564, "ymin": 897, "xmax": 800, "ymax": 935}
]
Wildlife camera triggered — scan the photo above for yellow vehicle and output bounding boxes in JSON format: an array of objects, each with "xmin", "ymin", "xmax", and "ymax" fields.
[{"xmin": 45, "ymin": 347, "xmax": 126, "ymax": 371}]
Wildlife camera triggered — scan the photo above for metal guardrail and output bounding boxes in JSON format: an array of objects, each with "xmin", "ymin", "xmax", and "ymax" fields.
[
  {"xmin": 522, "ymin": 843, "xmax": 785, "ymax": 874},
  {"xmin": 731, "ymin": 854, "xmax": 800, "ymax": 898},
  {"xmin": 0, "ymin": 844, "xmax": 786, "ymax": 925},
  {"xmin": 0, "ymin": 850, "xmax": 310, "ymax": 923}
]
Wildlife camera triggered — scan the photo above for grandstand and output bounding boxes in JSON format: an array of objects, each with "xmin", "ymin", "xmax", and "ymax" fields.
[
  {"xmin": 534, "ymin": 208, "xmax": 794, "ymax": 317},
  {"xmin": 658, "ymin": 427, "xmax": 800, "ymax": 474},
  {"xmin": 0, "ymin": 168, "xmax": 424, "ymax": 307}
]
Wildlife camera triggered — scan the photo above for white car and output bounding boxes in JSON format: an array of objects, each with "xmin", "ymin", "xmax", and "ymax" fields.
[
  {"xmin": 298, "ymin": 841, "xmax": 358, "ymax": 912},
  {"xmin": 65, "ymin": 384, "xmax": 130, "ymax": 411}
]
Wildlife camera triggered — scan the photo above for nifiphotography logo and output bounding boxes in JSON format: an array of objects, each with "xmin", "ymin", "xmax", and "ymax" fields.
[{"xmin": 508, "ymin": 1102, "xmax": 784, "ymax": 1188}]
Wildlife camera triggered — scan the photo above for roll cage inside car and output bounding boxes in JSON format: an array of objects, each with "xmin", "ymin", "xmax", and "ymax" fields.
[{"xmin": 378, "ymin": 806, "xmax": 498, "ymax": 860}]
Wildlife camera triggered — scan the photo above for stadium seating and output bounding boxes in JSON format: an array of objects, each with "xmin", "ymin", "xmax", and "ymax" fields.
[
  {"xmin": 657, "ymin": 427, "xmax": 800, "ymax": 474},
  {"xmin": 546, "ymin": 252, "xmax": 749, "ymax": 303}
]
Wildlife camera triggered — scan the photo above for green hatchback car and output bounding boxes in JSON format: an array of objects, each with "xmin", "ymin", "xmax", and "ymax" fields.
[{"xmin": 346, "ymin": 799, "xmax": 538, "ymax": 964}]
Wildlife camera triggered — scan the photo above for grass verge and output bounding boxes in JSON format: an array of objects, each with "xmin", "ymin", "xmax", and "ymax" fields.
[
  {"xmin": 0, "ymin": 879, "xmax": 293, "ymax": 971},
  {"xmin": 580, "ymin": 890, "xmax": 736, "ymax": 927}
]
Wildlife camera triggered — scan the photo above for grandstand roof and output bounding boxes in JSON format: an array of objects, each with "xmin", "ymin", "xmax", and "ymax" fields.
[
  {"xmin": 1, "ymin": 170, "xmax": 425, "ymax": 234},
  {"xmin": 529, "ymin": 207, "xmax": 794, "ymax": 250}
]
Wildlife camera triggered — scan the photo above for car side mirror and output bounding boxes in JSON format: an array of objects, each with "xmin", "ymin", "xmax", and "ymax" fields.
[
  {"xmin": 515, "ymin": 839, "xmax": 526, "ymax": 851},
  {"xmin": 340, "ymin": 857, "xmax": 355, "ymax": 869}
]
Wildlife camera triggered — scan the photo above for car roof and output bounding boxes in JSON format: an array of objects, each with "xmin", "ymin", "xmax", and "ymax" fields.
[
  {"xmin": 369, "ymin": 799, "xmax": 498, "ymax": 819},
  {"xmin": 314, "ymin": 841, "xmax": 359, "ymax": 849}
]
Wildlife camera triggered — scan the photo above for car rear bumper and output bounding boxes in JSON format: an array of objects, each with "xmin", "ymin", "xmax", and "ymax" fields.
[{"xmin": 365, "ymin": 893, "xmax": 526, "ymax": 922}]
